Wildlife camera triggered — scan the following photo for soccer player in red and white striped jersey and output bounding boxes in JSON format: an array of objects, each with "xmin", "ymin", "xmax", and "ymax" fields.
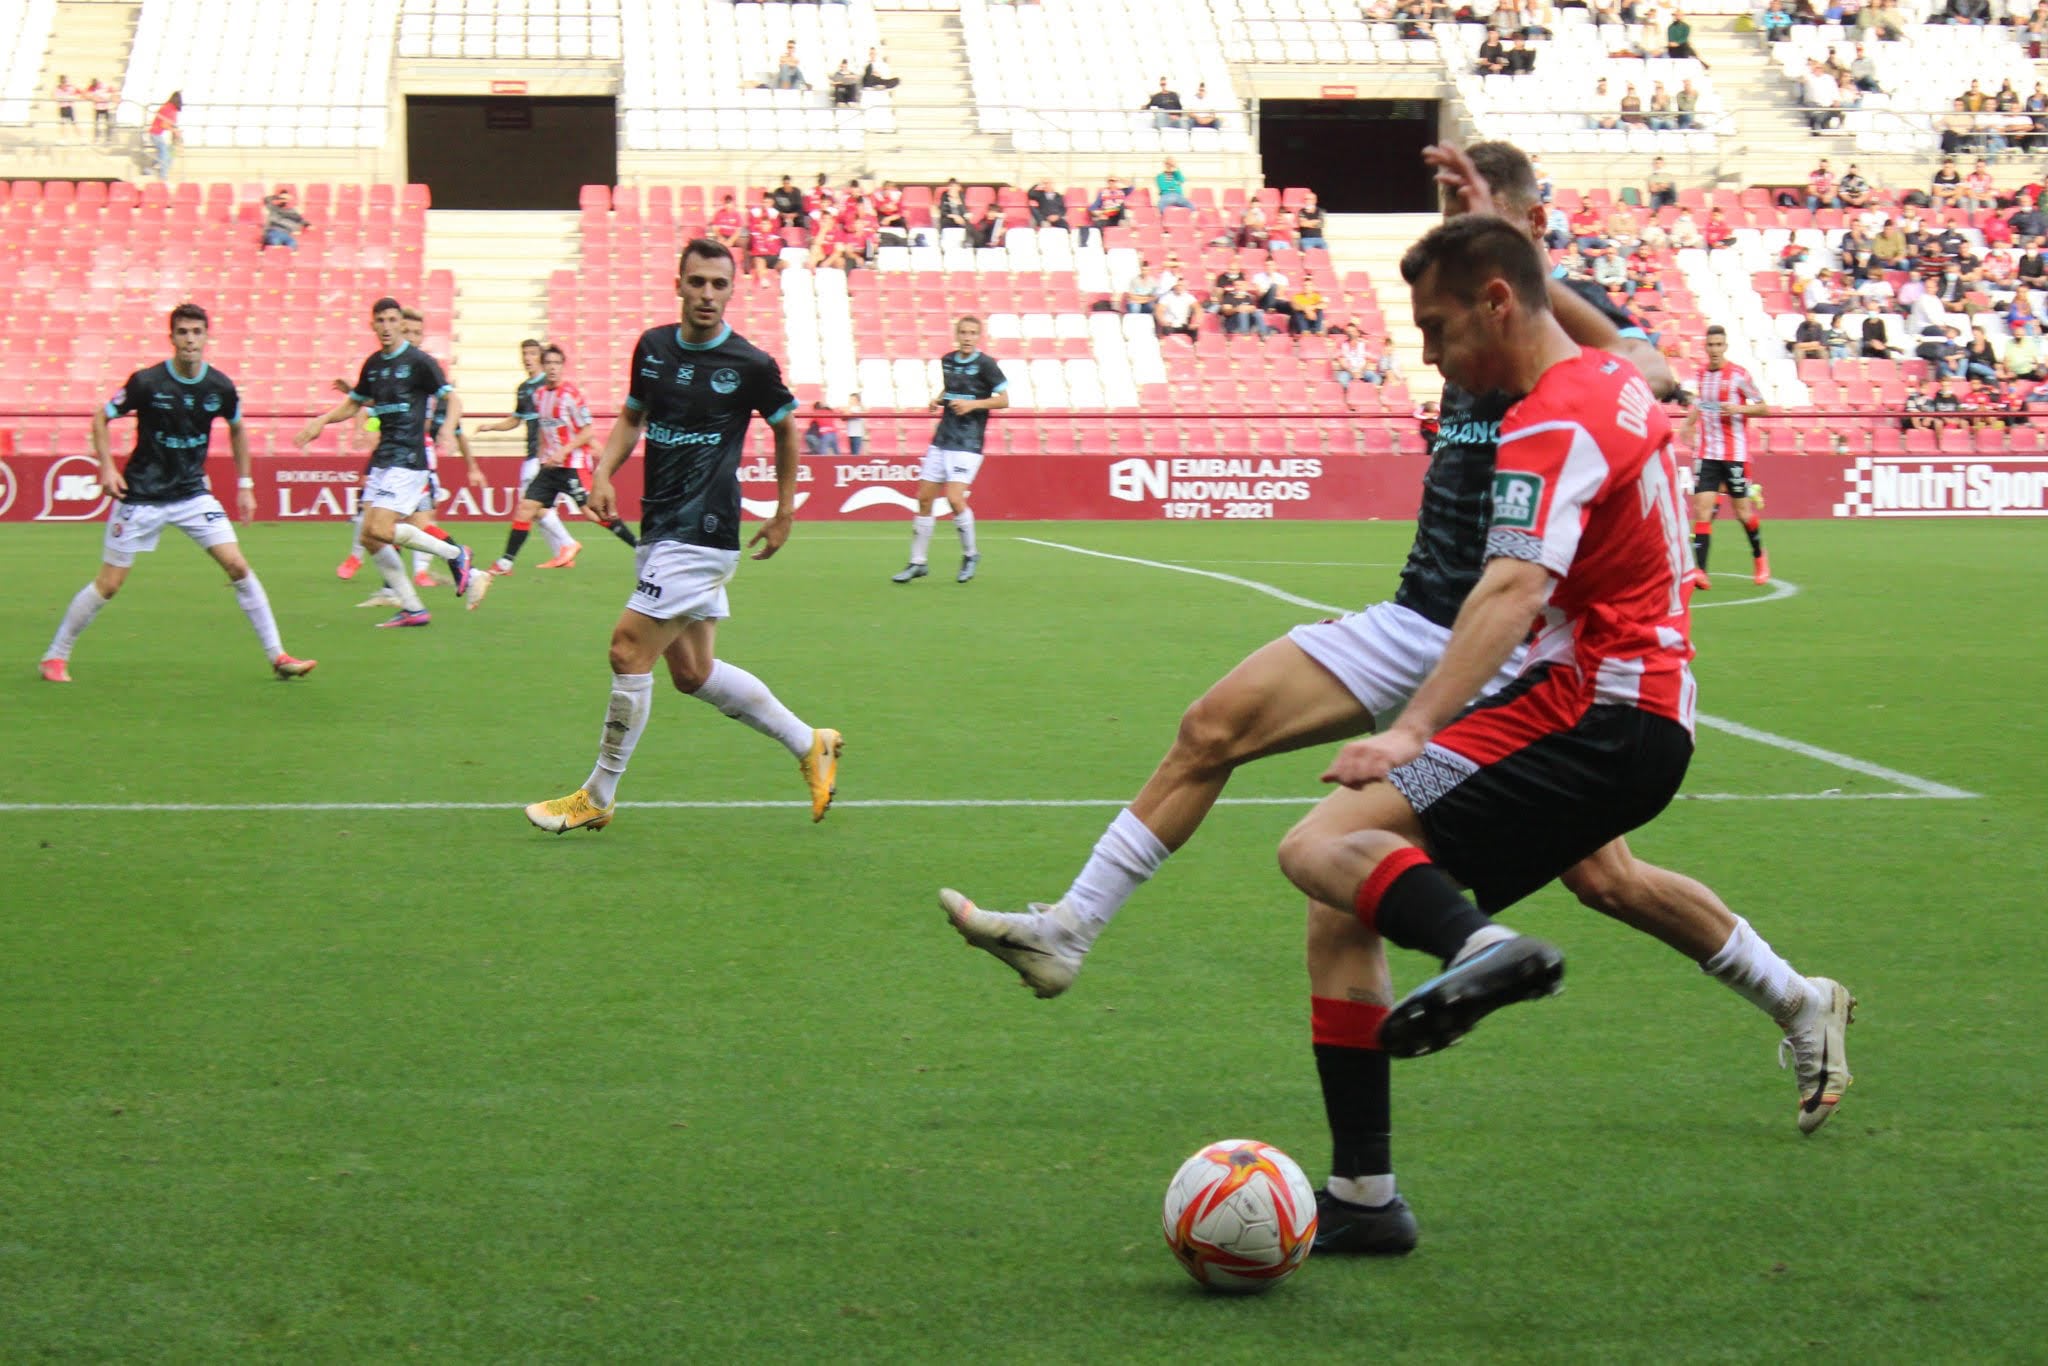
[
  {"xmin": 1681, "ymin": 325, "xmax": 1772, "ymax": 588},
  {"xmin": 1277, "ymin": 213, "xmax": 1703, "ymax": 1058},
  {"xmin": 491, "ymin": 345, "xmax": 636, "ymax": 576}
]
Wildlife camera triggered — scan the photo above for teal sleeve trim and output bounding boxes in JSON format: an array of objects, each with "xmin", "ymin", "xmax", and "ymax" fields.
[
  {"xmin": 624, "ymin": 396, "xmax": 646, "ymax": 412},
  {"xmin": 766, "ymin": 401, "xmax": 797, "ymax": 425}
]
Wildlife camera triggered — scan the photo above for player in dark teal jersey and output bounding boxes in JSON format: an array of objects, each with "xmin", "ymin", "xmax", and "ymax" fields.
[
  {"xmin": 296, "ymin": 297, "xmax": 488, "ymax": 626},
  {"xmin": 40, "ymin": 303, "xmax": 317, "ymax": 682},
  {"xmin": 477, "ymin": 339, "xmax": 578, "ymax": 566},
  {"xmin": 891, "ymin": 316, "xmax": 1008, "ymax": 585},
  {"xmin": 525, "ymin": 239, "xmax": 844, "ymax": 834}
]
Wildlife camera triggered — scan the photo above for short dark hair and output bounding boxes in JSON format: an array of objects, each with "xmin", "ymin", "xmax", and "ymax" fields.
[
  {"xmin": 1399, "ymin": 214, "xmax": 1550, "ymax": 313},
  {"xmin": 541, "ymin": 344, "xmax": 565, "ymax": 361},
  {"xmin": 1454, "ymin": 141, "xmax": 1542, "ymax": 216},
  {"xmin": 169, "ymin": 302, "xmax": 208, "ymax": 331},
  {"xmin": 1705, "ymin": 324, "xmax": 1728, "ymax": 339},
  {"xmin": 400, "ymin": 307, "xmax": 424, "ymax": 323},
  {"xmin": 679, "ymin": 238, "xmax": 734, "ymax": 273},
  {"xmin": 371, "ymin": 296, "xmax": 403, "ymax": 316},
  {"xmin": 520, "ymin": 338, "xmax": 542, "ymax": 352}
]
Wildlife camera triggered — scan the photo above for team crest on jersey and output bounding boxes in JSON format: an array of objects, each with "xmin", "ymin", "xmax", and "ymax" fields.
[
  {"xmin": 395, "ymin": 364, "xmax": 411, "ymax": 379},
  {"xmin": 1492, "ymin": 471, "xmax": 1545, "ymax": 529},
  {"xmin": 203, "ymin": 394, "xmax": 221, "ymax": 413},
  {"xmin": 710, "ymin": 368, "xmax": 740, "ymax": 395}
]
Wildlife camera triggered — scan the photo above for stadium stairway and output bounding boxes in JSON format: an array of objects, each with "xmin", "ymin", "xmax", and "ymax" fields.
[
  {"xmin": 1688, "ymin": 15, "xmax": 1842, "ymax": 185},
  {"xmin": 869, "ymin": 8, "xmax": 1005, "ymax": 179},
  {"xmin": 422, "ymin": 209, "xmax": 577, "ymax": 440},
  {"xmin": 0, "ymin": 0, "xmax": 143, "ymax": 181},
  {"xmin": 1326, "ymin": 211, "xmax": 1437, "ymax": 403}
]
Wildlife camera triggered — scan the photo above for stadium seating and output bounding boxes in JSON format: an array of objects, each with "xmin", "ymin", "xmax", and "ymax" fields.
[
  {"xmin": 121, "ymin": 0, "xmax": 401, "ymax": 147},
  {"xmin": 0, "ymin": 0, "xmax": 58, "ymax": 125},
  {"xmin": 552, "ymin": 184, "xmax": 1413, "ymax": 459},
  {"xmin": 960, "ymin": 0, "xmax": 1251, "ymax": 154},
  {"xmin": 1210, "ymin": 0, "xmax": 1427, "ymax": 64},
  {"xmin": 398, "ymin": 0, "xmax": 625, "ymax": 61},
  {"xmin": 0, "ymin": 181, "xmax": 448, "ymax": 448},
  {"xmin": 1767, "ymin": 21, "xmax": 2037, "ymax": 155},
  {"xmin": 619, "ymin": 0, "xmax": 891, "ymax": 152}
]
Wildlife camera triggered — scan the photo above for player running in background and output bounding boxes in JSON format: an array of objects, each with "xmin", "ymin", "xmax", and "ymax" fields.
[
  {"xmin": 941, "ymin": 142, "xmax": 1850, "ymax": 1253},
  {"xmin": 40, "ymin": 303, "xmax": 316, "ymax": 682},
  {"xmin": 524, "ymin": 239, "xmax": 843, "ymax": 833},
  {"xmin": 295, "ymin": 297, "xmax": 487, "ymax": 625},
  {"xmin": 491, "ymin": 345, "xmax": 637, "ymax": 575},
  {"xmin": 476, "ymin": 339, "xmax": 580, "ymax": 569},
  {"xmin": 1681, "ymin": 324, "xmax": 1772, "ymax": 588},
  {"xmin": 891, "ymin": 316, "xmax": 1007, "ymax": 585}
]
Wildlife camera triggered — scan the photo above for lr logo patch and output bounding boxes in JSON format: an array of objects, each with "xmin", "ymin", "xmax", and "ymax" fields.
[{"xmin": 1492, "ymin": 471, "xmax": 1544, "ymax": 530}]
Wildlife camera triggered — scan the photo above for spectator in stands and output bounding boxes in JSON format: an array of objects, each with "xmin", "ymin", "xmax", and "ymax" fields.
[
  {"xmin": 1289, "ymin": 275, "xmax": 1327, "ymax": 335},
  {"xmin": 1760, "ymin": 0, "xmax": 1793, "ymax": 41},
  {"xmin": 1861, "ymin": 0, "xmax": 1906, "ymax": 39},
  {"xmin": 1529, "ymin": 153, "xmax": 1553, "ymax": 204},
  {"xmin": 805, "ymin": 174, "xmax": 836, "ymax": 224},
  {"xmin": 1593, "ymin": 244, "xmax": 1630, "ymax": 292},
  {"xmin": 804, "ymin": 403, "xmax": 843, "ymax": 455},
  {"xmin": 1964, "ymin": 325, "xmax": 2001, "ymax": 381},
  {"xmin": 1083, "ymin": 177, "xmax": 1127, "ymax": 246},
  {"xmin": 1605, "ymin": 201, "xmax": 1641, "ymax": 251},
  {"xmin": 773, "ymin": 41, "xmax": 810, "ymax": 91},
  {"xmin": 810, "ymin": 217, "xmax": 862, "ymax": 271},
  {"xmin": 1838, "ymin": 164, "xmax": 1872, "ymax": 210},
  {"xmin": 1704, "ymin": 206, "xmax": 1736, "ymax": 249},
  {"xmin": 1646, "ymin": 82, "xmax": 1676, "ymax": 130},
  {"xmin": 957, "ymin": 199, "xmax": 1005, "ymax": 250},
  {"xmin": 1870, "ymin": 215, "xmax": 1907, "ymax": 265},
  {"xmin": 1566, "ymin": 199, "xmax": 1601, "ymax": 250},
  {"xmin": 938, "ymin": 178, "xmax": 970, "ymax": 234},
  {"xmin": 1965, "ymin": 159, "xmax": 1999, "ymax": 210},
  {"xmin": 1267, "ymin": 206, "xmax": 1297, "ymax": 252},
  {"xmin": 1932, "ymin": 158, "xmax": 1966, "ymax": 209},
  {"xmin": 2003, "ymin": 321, "xmax": 2043, "ymax": 379},
  {"xmin": 873, "ymin": 180, "xmax": 907, "ymax": 242},
  {"xmin": 1929, "ymin": 379, "xmax": 1965, "ymax": 429},
  {"xmin": 88, "ymin": 79, "xmax": 117, "ymax": 142},
  {"xmin": 2008, "ymin": 285, "xmax": 2040, "ymax": 330},
  {"xmin": 1028, "ymin": 180, "xmax": 1068, "ymax": 228},
  {"xmin": 1296, "ymin": 191, "xmax": 1327, "ymax": 249},
  {"xmin": 1675, "ymin": 78, "xmax": 1701, "ymax": 129},
  {"xmin": 261, "ymin": 187, "xmax": 308, "ymax": 250},
  {"xmin": 1506, "ymin": 35, "xmax": 1537, "ymax": 73},
  {"xmin": 771, "ymin": 175, "xmax": 806, "ymax": 229},
  {"xmin": 710, "ymin": 194, "xmax": 747, "ymax": 258},
  {"xmin": 1670, "ymin": 206, "xmax": 1704, "ymax": 249},
  {"xmin": 1909, "ymin": 282, "xmax": 1953, "ymax": 336},
  {"xmin": 1944, "ymin": 0, "xmax": 1991, "ymax": 24},
  {"xmin": 54, "ymin": 76, "xmax": 81, "ymax": 140},
  {"xmin": 1962, "ymin": 79, "xmax": 1989, "ymax": 115},
  {"xmin": 2024, "ymin": 84, "xmax": 2048, "ymax": 151},
  {"xmin": 844, "ymin": 393, "xmax": 867, "ymax": 456},
  {"xmin": 746, "ymin": 197, "xmax": 784, "ymax": 282},
  {"xmin": 1619, "ymin": 83, "xmax": 1647, "ymax": 126},
  {"xmin": 1477, "ymin": 31, "xmax": 1510, "ymax": 73},
  {"xmin": 1590, "ymin": 78, "xmax": 1620, "ymax": 129},
  {"xmin": 1791, "ymin": 0, "xmax": 1825, "ymax": 23},
  {"xmin": 830, "ymin": 61, "xmax": 861, "ymax": 106},
  {"xmin": 147, "ymin": 91, "xmax": 181, "ymax": 181},
  {"xmin": 1237, "ymin": 196, "xmax": 1270, "ymax": 250},
  {"xmin": 1983, "ymin": 241, "xmax": 2018, "ymax": 288},
  {"xmin": 1219, "ymin": 277, "xmax": 1268, "ymax": 336},
  {"xmin": 1792, "ymin": 312, "xmax": 1831, "ymax": 360},
  {"xmin": 1250, "ymin": 260, "xmax": 1291, "ymax": 314},
  {"xmin": 1332, "ymin": 325, "xmax": 1373, "ymax": 405},
  {"xmin": 1144, "ymin": 78, "xmax": 1185, "ymax": 130},
  {"xmin": 1904, "ymin": 379, "xmax": 1938, "ymax": 430},
  {"xmin": 2010, "ymin": 192, "xmax": 2046, "ymax": 243},
  {"xmin": 1185, "ymin": 83, "xmax": 1221, "ymax": 130},
  {"xmin": 1803, "ymin": 61, "xmax": 1842, "ymax": 132},
  {"xmin": 1807, "ymin": 159, "xmax": 1839, "ymax": 212},
  {"xmin": 1120, "ymin": 257, "xmax": 1161, "ymax": 314},
  {"xmin": 1666, "ymin": 9, "xmax": 1702, "ymax": 60},
  {"xmin": 862, "ymin": 47, "xmax": 900, "ymax": 91},
  {"xmin": 1156, "ymin": 158, "xmax": 1193, "ymax": 210},
  {"xmin": 1153, "ymin": 281, "xmax": 1200, "ymax": 346},
  {"xmin": 1940, "ymin": 98, "xmax": 1978, "ymax": 155},
  {"xmin": 1860, "ymin": 316, "xmax": 1899, "ymax": 358}
]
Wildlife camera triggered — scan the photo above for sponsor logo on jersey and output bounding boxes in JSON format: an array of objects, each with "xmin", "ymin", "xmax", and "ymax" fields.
[
  {"xmin": 675, "ymin": 364, "xmax": 696, "ymax": 386},
  {"xmin": 1491, "ymin": 471, "xmax": 1544, "ymax": 529},
  {"xmin": 710, "ymin": 368, "xmax": 741, "ymax": 395}
]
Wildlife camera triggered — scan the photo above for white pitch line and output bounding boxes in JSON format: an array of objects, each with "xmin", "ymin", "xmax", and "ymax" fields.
[
  {"xmin": 1690, "ymin": 573, "xmax": 1803, "ymax": 610},
  {"xmin": 0, "ymin": 792, "xmax": 1961, "ymax": 814},
  {"xmin": 1019, "ymin": 535, "xmax": 1979, "ymax": 801}
]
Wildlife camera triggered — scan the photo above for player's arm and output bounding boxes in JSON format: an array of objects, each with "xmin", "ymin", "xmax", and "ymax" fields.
[
  {"xmin": 297, "ymin": 392, "xmax": 362, "ymax": 446},
  {"xmin": 227, "ymin": 414, "xmax": 257, "ymax": 521},
  {"xmin": 476, "ymin": 410, "xmax": 527, "ymax": 433},
  {"xmin": 1549, "ymin": 281, "xmax": 1679, "ymax": 399},
  {"xmin": 749, "ymin": 406, "xmax": 801, "ymax": 561},
  {"xmin": 89, "ymin": 405, "xmax": 126, "ymax": 499},
  {"xmin": 1323, "ymin": 556, "xmax": 1552, "ymax": 787},
  {"xmin": 586, "ymin": 404, "xmax": 643, "ymax": 522},
  {"xmin": 1734, "ymin": 377, "xmax": 1770, "ymax": 417}
]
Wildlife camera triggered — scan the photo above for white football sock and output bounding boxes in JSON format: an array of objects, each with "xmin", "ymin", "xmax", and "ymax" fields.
[
  {"xmin": 583, "ymin": 672, "xmax": 654, "ymax": 806},
  {"xmin": 691, "ymin": 660, "xmax": 813, "ymax": 756},
  {"xmin": 1326, "ymin": 1174, "xmax": 1396, "ymax": 1207},
  {"xmin": 955, "ymin": 506, "xmax": 977, "ymax": 558},
  {"xmin": 391, "ymin": 522, "xmax": 460, "ymax": 561},
  {"xmin": 1703, "ymin": 916, "xmax": 1812, "ymax": 1027},
  {"xmin": 908, "ymin": 514, "xmax": 935, "ymax": 566},
  {"xmin": 231, "ymin": 573, "xmax": 284, "ymax": 659},
  {"xmin": 412, "ymin": 549, "xmax": 434, "ymax": 577},
  {"xmin": 372, "ymin": 546, "xmax": 424, "ymax": 612},
  {"xmin": 347, "ymin": 511, "xmax": 365, "ymax": 560},
  {"xmin": 539, "ymin": 508, "xmax": 571, "ymax": 552},
  {"xmin": 1059, "ymin": 808, "xmax": 1171, "ymax": 946},
  {"xmin": 46, "ymin": 583, "xmax": 109, "ymax": 660}
]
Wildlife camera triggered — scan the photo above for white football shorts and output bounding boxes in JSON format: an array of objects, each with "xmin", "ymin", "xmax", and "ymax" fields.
[
  {"xmin": 626, "ymin": 542, "xmax": 741, "ymax": 622},
  {"xmin": 102, "ymin": 494, "xmax": 237, "ymax": 567},
  {"xmin": 1288, "ymin": 600, "xmax": 1527, "ymax": 724},
  {"xmin": 919, "ymin": 446, "xmax": 984, "ymax": 485},
  {"xmin": 363, "ymin": 466, "xmax": 433, "ymax": 515}
]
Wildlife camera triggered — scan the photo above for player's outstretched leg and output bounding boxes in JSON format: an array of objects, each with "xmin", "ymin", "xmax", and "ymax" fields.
[
  {"xmin": 391, "ymin": 523, "xmax": 484, "ymax": 606},
  {"xmin": 1306, "ymin": 900, "xmax": 1417, "ymax": 1255},
  {"xmin": 526, "ymin": 670, "xmax": 649, "ymax": 832},
  {"xmin": 368, "ymin": 546, "xmax": 431, "ymax": 627},
  {"xmin": 41, "ymin": 575, "xmax": 116, "ymax": 681},
  {"xmin": 952, "ymin": 489, "xmax": 977, "ymax": 583},
  {"xmin": 682, "ymin": 657, "xmax": 841, "ymax": 821},
  {"xmin": 211, "ymin": 549, "xmax": 317, "ymax": 679},
  {"xmin": 1736, "ymin": 496, "xmax": 1769, "ymax": 584},
  {"xmin": 1278, "ymin": 788, "xmax": 1561, "ymax": 1059},
  {"xmin": 942, "ymin": 637, "xmax": 1370, "ymax": 996}
]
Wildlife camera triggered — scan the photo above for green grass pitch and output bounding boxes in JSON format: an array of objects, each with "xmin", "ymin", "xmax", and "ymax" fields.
[{"xmin": 3, "ymin": 517, "xmax": 2044, "ymax": 1362}]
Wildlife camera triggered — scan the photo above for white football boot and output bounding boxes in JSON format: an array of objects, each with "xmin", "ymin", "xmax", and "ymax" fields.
[
  {"xmin": 941, "ymin": 889, "xmax": 1086, "ymax": 999},
  {"xmin": 1779, "ymin": 976, "xmax": 1856, "ymax": 1134}
]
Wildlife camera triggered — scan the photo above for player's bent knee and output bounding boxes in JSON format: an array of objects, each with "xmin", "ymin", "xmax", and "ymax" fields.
[
  {"xmin": 1559, "ymin": 858, "xmax": 1634, "ymax": 916},
  {"xmin": 667, "ymin": 661, "xmax": 710, "ymax": 693},
  {"xmin": 1169, "ymin": 691, "xmax": 1254, "ymax": 775}
]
